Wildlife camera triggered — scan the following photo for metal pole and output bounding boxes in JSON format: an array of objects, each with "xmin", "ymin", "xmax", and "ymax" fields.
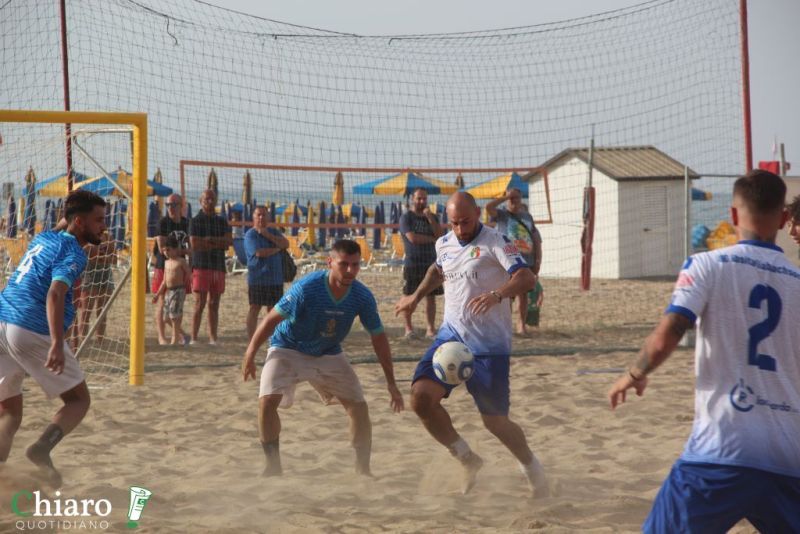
[
  {"xmin": 59, "ymin": 0, "xmax": 73, "ymax": 189},
  {"xmin": 587, "ymin": 125, "xmax": 595, "ymax": 188},
  {"xmin": 740, "ymin": 0, "xmax": 753, "ymax": 171},
  {"xmin": 779, "ymin": 143, "xmax": 786, "ymax": 176},
  {"xmin": 684, "ymin": 166, "xmax": 690, "ymax": 259}
]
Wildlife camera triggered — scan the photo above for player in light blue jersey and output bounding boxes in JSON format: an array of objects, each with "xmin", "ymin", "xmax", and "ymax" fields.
[
  {"xmin": 0, "ymin": 190, "xmax": 106, "ymax": 487},
  {"xmin": 608, "ymin": 170, "xmax": 800, "ymax": 532},
  {"xmin": 242, "ymin": 239, "xmax": 404, "ymax": 476}
]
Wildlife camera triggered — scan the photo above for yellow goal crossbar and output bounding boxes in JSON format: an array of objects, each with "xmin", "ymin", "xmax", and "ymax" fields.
[{"xmin": 0, "ymin": 110, "xmax": 148, "ymax": 385}]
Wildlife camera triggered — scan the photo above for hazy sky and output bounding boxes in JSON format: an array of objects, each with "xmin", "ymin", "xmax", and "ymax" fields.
[{"xmin": 209, "ymin": 0, "xmax": 799, "ymax": 169}]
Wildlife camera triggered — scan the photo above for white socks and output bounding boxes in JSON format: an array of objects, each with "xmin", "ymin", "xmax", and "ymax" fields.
[
  {"xmin": 448, "ymin": 437, "xmax": 472, "ymax": 460},
  {"xmin": 520, "ymin": 455, "xmax": 549, "ymax": 496}
]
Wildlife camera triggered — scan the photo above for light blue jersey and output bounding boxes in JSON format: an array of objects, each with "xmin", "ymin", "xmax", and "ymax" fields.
[
  {"xmin": 0, "ymin": 231, "xmax": 87, "ymax": 336},
  {"xmin": 271, "ymin": 271, "xmax": 383, "ymax": 356}
]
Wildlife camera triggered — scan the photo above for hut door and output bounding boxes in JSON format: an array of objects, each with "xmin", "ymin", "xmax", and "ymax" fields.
[{"xmin": 641, "ymin": 185, "xmax": 668, "ymax": 276}]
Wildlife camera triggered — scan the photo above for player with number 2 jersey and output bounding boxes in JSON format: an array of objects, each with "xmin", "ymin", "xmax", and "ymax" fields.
[{"xmin": 608, "ymin": 170, "xmax": 800, "ymax": 533}]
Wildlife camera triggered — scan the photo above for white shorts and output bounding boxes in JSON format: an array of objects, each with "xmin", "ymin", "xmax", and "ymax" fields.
[
  {"xmin": 0, "ymin": 322, "xmax": 85, "ymax": 401},
  {"xmin": 258, "ymin": 346, "xmax": 365, "ymax": 408}
]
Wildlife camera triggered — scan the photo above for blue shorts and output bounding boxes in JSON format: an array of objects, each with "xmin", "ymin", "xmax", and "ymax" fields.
[
  {"xmin": 645, "ymin": 460, "xmax": 800, "ymax": 533},
  {"xmin": 412, "ymin": 337, "xmax": 510, "ymax": 416}
]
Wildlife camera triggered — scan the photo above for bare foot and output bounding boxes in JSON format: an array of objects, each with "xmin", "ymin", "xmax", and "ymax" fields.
[
  {"xmin": 158, "ymin": 337, "xmax": 169, "ymax": 346},
  {"xmin": 25, "ymin": 444, "xmax": 63, "ymax": 488},
  {"xmin": 460, "ymin": 452, "xmax": 483, "ymax": 494},
  {"xmin": 262, "ymin": 464, "xmax": 283, "ymax": 477},
  {"xmin": 355, "ymin": 464, "xmax": 374, "ymax": 477}
]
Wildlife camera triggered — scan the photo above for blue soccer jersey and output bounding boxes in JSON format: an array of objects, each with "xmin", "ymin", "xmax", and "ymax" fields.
[
  {"xmin": 271, "ymin": 271, "xmax": 384, "ymax": 356},
  {"xmin": 0, "ymin": 231, "xmax": 87, "ymax": 336}
]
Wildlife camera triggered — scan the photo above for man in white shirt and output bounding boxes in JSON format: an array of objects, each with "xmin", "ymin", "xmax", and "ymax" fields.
[
  {"xmin": 608, "ymin": 169, "xmax": 800, "ymax": 532},
  {"xmin": 395, "ymin": 192, "xmax": 549, "ymax": 497}
]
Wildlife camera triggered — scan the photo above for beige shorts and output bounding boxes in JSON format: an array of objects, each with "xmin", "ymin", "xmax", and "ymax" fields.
[
  {"xmin": 258, "ymin": 346, "xmax": 364, "ymax": 408},
  {"xmin": 0, "ymin": 322, "xmax": 85, "ymax": 401}
]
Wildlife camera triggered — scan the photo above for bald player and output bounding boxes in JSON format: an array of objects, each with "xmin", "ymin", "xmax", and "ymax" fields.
[{"xmin": 395, "ymin": 192, "xmax": 549, "ymax": 497}]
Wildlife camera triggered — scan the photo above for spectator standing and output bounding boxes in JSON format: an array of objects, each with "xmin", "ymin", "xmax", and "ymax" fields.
[
  {"xmin": 399, "ymin": 188, "xmax": 444, "ymax": 339},
  {"xmin": 189, "ymin": 189, "xmax": 232, "ymax": 345}
]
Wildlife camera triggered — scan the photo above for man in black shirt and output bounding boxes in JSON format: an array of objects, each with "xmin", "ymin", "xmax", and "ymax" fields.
[
  {"xmin": 189, "ymin": 189, "xmax": 232, "ymax": 345},
  {"xmin": 152, "ymin": 194, "xmax": 191, "ymax": 345},
  {"xmin": 399, "ymin": 188, "xmax": 444, "ymax": 339}
]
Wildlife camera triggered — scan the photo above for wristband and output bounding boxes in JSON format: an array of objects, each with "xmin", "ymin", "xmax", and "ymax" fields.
[{"xmin": 490, "ymin": 290, "xmax": 502, "ymax": 302}]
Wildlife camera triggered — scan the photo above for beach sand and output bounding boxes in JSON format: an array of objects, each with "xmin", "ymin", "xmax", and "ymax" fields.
[{"xmin": 0, "ymin": 271, "xmax": 758, "ymax": 532}]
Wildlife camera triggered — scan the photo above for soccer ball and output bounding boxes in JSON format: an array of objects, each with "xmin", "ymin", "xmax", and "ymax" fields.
[{"xmin": 432, "ymin": 342, "xmax": 474, "ymax": 385}]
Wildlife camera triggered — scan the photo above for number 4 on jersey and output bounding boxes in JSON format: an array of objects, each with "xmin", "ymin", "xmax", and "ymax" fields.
[
  {"xmin": 15, "ymin": 244, "xmax": 45, "ymax": 284},
  {"xmin": 747, "ymin": 284, "xmax": 780, "ymax": 372}
]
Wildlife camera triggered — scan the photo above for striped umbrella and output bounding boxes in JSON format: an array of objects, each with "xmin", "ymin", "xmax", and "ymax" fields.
[
  {"xmin": 352, "ymin": 171, "xmax": 459, "ymax": 197},
  {"xmin": 465, "ymin": 172, "xmax": 528, "ymax": 199}
]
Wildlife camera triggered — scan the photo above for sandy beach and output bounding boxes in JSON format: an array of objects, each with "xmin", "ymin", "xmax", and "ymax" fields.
[{"xmin": 0, "ymin": 271, "xmax": 758, "ymax": 533}]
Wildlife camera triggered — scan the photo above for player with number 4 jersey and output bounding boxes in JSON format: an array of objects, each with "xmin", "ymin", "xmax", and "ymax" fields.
[
  {"xmin": 0, "ymin": 191, "xmax": 107, "ymax": 488},
  {"xmin": 608, "ymin": 170, "xmax": 800, "ymax": 533}
]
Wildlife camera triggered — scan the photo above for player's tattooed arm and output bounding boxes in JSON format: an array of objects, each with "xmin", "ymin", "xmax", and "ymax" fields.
[{"xmin": 629, "ymin": 312, "xmax": 692, "ymax": 379}]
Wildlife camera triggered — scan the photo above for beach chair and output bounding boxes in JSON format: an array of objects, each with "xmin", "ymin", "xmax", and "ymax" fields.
[
  {"xmin": 227, "ymin": 237, "xmax": 247, "ymax": 274},
  {"xmin": 354, "ymin": 235, "xmax": 387, "ymax": 270},
  {"xmin": 0, "ymin": 236, "xmax": 30, "ymax": 277},
  {"xmin": 387, "ymin": 233, "xmax": 405, "ymax": 271}
]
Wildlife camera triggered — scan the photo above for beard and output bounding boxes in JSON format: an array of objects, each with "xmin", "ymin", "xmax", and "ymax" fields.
[{"xmin": 85, "ymin": 231, "xmax": 103, "ymax": 246}]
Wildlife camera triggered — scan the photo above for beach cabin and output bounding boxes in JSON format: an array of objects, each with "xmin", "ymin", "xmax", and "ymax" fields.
[{"xmin": 525, "ymin": 146, "xmax": 698, "ymax": 279}]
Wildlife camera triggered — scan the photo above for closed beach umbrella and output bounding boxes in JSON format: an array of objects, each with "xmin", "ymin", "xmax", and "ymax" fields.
[
  {"xmin": 207, "ymin": 168, "xmax": 219, "ymax": 197},
  {"xmin": 147, "ymin": 201, "xmax": 160, "ymax": 237},
  {"xmin": 306, "ymin": 203, "xmax": 316, "ymax": 247},
  {"xmin": 242, "ymin": 170, "xmax": 253, "ymax": 206},
  {"xmin": 336, "ymin": 204, "xmax": 346, "ymax": 238},
  {"xmin": 42, "ymin": 200, "xmax": 54, "ymax": 231},
  {"xmin": 332, "ymin": 171, "xmax": 344, "ymax": 206},
  {"xmin": 153, "ymin": 168, "xmax": 165, "ymax": 214},
  {"xmin": 328, "ymin": 204, "xmax": 337, "ymax": 240},
  {"xmin": 23, "ymin": 167, "xmax": 37, "ymax": 235},
  {"xmin": 372, "ymin": 202, "xmax": 384, "ymax": 250},
  {"xmin": 317, "ymin": 201, "xmax": 327, "ymax": 249},
  {"xmin": 358, "ymin": 203, "xmax": 368, "ymax": 236},
  {"xmin": 455, "ymin": 173, "xmax": 465, "ymax": 189},
  {"xmin": 6, "ymin": 196, "xmax": 17, "ymax": 237},
  {"xmin": 185, "ymin": 202, "xmax": 193, "ymax": 220},
  {"xmin": 291, "ymin": 203, "xmax": 300, "ymax": 236},
  {"xmin": 390, "ymin": 202, "xmax": 399, "ymax": 233}
]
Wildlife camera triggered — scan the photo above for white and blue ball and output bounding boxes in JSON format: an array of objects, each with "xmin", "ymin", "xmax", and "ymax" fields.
[{"xmin": 432, "ymin": 341, "xmax": 474, "ymax": 385}]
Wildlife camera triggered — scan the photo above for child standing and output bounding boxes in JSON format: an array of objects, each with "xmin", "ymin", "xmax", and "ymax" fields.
[{"xmin": 152, "ymin": 235, "xmax": 191, "ymax": 345}]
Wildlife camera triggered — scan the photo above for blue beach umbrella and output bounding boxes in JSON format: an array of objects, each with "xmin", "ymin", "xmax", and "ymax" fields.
[
  {"xmin": 390, "ymin": 202, "xmax": 400, "ymax": 233},
  {"xmin": 358, "ymin": 203, "xmax": 368, "ymax": 236},
  {"xmin": 352, "ymin": 171, "xmax": 458, "ymax": 197},
  {"xmin": 317, "ymin": 201, "xmax": 327, "ymax": 249},
  {"xmin": 336, "ymin": 205, "xmax": 346, "ymax": 238},
  {"xmin": 466, "ymin": 172, "xmax": 529, "ymax": 199},
  {"xmin": 22, "ymin": 168, "xmax": 37, "ymax": 235},
  {"xmin": 42, "ymin": 200, "xmax": 54, "ymax": 231},
  {"xmin": 373, "ymin": 202, "xmax": 384, "ymax": 250},
  {"xmin": 291, "ymin": 203, "xmax": 300, "ymax": 237},
  {"xmin": 691, "ymin": 187, "xmax": 712, "ymax": 201},
  {"xmin": 185, "ymin": 202, "xmax": 193, "ymax": 220},
  {"xmin": 147, "ymin": 201, "xmax": 160, "ymax": 237}
]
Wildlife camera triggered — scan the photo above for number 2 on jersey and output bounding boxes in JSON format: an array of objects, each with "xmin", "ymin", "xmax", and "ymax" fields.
[{"xmin": 747, "ymin": 284, "xmax": 780, "ymax": 372}]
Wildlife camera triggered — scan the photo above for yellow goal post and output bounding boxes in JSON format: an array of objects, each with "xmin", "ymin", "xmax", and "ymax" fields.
[{"xmin": 0, "ymin": 109, "xmax": 147, "ymax": 385}]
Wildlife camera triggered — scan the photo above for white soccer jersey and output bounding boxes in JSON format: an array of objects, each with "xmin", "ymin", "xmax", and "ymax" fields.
[
  {"xmin": 435, "ymin": 224, "xmax": 528, "ymax": 356},
  {"xmin": 668, "ymin": 240, "xmax": 800, "ymax": 476}
]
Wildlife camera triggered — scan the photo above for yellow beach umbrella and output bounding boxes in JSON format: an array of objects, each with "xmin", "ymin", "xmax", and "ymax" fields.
[
  {"xmin": 332, "ymin": 172, "xmax": 344, "ymax": 205},
  {"xmin": 466, "ymin": 172, "xmax": 528, "ymax": 199}
]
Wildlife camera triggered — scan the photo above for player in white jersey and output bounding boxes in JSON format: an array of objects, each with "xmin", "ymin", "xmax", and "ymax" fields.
[
  {"xmin": 0, "ymin": 190, "xmax": 107, "ymax": 487},
  {"xmin": 608, "ymin": 170, "xmax": 800, "ymax": 532},
  {"xmin": 395, "ymin": 192, "xmax": 549, "ymax": 496}
]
